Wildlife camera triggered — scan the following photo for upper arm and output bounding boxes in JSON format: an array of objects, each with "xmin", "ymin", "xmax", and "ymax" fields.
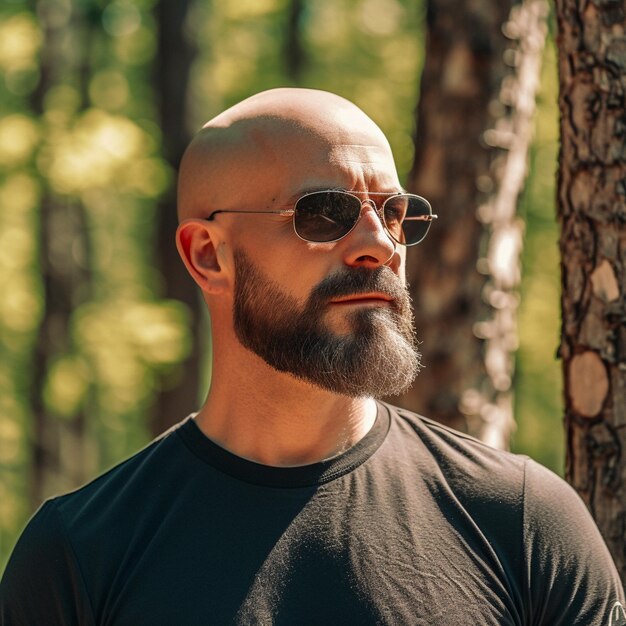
[
  {"xmin": 523, "ymin": 459, "xmax": 625, "ymax": 625},
  {"xmin": 0, "ymin": 500, "xmax": 96, "ymax": 626}
]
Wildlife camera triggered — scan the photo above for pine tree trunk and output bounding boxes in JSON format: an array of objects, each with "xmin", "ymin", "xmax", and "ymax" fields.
[
  {"xmin": 395, "ymin": 0, "xmax": 547, "ymax": 448},
  {"xmin": 151, "ymin": 0, "xmax": 201, "ymax": 435},
  {"xmin": 556, "ymin": 0, "xmax": 626, "ymax": 585}
]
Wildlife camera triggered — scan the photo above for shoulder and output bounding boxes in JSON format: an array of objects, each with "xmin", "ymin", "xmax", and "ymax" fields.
[
  {"xmin": 381, "ymin": 401, "xmax": 528, "ymax": 494},
  {"xmin": 382, "ymin": 403, "xmax": 624, "ymax": 616},
  {"xmin": 380, "ymin": 402, "xmax": 532, "ymax": 570},
  {"xmin": 381, "ymin": 403, "xmax": 625, "ymax": 622},
  {"xmin": 53, "ymin": 416, "xmax": 192, "ymax": 526},
  {"xmin": 9, "ymin": 419, "xmax": 191, "ymax": 567},
  {"xmin": 521, "ymin": 458, "xmax": 625, "ymax": 622},
  {"xmin": 0, "ymin": 500, "xmax": 96, "ymax": 624},
  {"xmin": 1, "ymin": 418, "xmax": 194, "ymax": 624}
]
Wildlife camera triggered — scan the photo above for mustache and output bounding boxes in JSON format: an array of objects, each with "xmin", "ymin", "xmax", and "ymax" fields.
[{"xmin": 308, "ymin": 266, "xmax": 409, "ymax": 307}]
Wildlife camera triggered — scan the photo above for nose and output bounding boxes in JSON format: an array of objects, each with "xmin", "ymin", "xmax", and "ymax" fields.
[{"xmin": 341, "ymin": 200, "xmax": 398, "ymax": 270}]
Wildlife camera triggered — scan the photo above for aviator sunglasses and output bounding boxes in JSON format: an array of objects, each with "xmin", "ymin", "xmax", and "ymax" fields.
[{"xmin": 205, "ymin": 190, "xmax": 437, "ymax": 246}]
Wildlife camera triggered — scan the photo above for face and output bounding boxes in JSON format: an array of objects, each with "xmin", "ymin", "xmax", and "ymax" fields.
[
  {"xmin": 181, "ymin": 89, "xmax": 423, "ymax": 396},
  {"xmin": 220, "ymin": 112, "xmax": 412, "ymax": 325},
  {"xmin": 232, "ymin": 248, "xmax": 421, "ymax": 398}
]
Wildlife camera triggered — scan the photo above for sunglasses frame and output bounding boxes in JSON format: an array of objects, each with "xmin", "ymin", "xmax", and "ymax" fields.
[{"xmin": 204, "ymin": 190, "xmax": 437, "ymax": 246}]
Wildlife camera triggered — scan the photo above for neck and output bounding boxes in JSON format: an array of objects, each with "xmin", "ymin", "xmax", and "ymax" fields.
[{"xmin": 194, "ymin": 346, "xmax": 377, "ymax": 467}]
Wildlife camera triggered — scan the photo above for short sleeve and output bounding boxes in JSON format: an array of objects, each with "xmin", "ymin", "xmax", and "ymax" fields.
[
  {"xmin": 523, "ymin": 459, "xmax": 625, "ymax": 625},
  {"xmin": 0, "ymin": 500, "xmax": 95, "ymax": 626}
]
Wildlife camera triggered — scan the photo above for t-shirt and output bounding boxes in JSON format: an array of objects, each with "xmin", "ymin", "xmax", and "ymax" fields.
[{"xmin": 1, "ymin": 402, "xmax": 624, "ymax": 625}]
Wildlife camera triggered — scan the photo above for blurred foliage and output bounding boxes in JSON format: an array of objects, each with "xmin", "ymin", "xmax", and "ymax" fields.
[
  {"xmin": 191, "ymin": 0, "xmax": 422, "ymax": 178},
  {"xmin": 511, "ymin": 36, "xmax": 563, "ymax": 473},
  {"xmin": 0, "ymin": 0, "xmax": 188, "ymax": 567},
  {"xmin": 0, "ymin": 6, "xmax": 42, "ymax": 568},
  {"xmin": 0, "ymin": 0, "xmax": 562, "ymax": 569}
]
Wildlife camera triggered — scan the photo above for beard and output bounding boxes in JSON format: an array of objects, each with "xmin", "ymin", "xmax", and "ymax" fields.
[{"xmin": 232, "ymin": 248, "xmax": 421, "ymax": 398}]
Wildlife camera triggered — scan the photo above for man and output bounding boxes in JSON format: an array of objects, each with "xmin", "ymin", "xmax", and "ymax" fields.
[{"xmin": 1, "ymin": 88, "xmax": 624, "ymax": 625}]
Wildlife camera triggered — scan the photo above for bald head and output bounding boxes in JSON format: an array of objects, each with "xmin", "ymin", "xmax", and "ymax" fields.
[{"xmin": 177, "ymin": 88, "xmax": 398, "ymax": 221}]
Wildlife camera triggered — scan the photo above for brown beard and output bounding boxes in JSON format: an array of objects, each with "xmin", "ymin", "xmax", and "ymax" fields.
[{"xmin": 232, "ymin": 249, "xmax": 420, "ymax": 398}]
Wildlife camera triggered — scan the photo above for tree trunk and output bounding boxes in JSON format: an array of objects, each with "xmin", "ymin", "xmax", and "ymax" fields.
[
  {"xmin": 284, "ymin": 0, "xmax": 306, "ymax": 82},
  {"xmin": 151, "ymin": 0, "xmax": 201, "ymax": 436},
  {"xmin": 30, "ymin": 1, "xmax": 94, "ymax": 505},
  {"xmin": 395, "ymin": 0, "xmax": 547, "ymax": 449},
  {"xmin": 556, "ymin": 0, "xmax": 626, "ymax": 585}
]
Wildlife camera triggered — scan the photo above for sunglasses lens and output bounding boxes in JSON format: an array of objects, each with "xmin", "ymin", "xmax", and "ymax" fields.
[
  {"xmin": 383, "ymin": 195, "xmax": 433, "ymax": 245},
  {"xmin": 294, "ymin": 192, "xmax": 361, "ymax": 242}
]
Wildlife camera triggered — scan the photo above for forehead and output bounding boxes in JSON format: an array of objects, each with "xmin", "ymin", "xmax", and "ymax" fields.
[
  {"xmin": 274, "ymin": 147, "xmax": 399, "ymax": 208},
  {"xmin": 261, "ymin": 126, "xmax": 402, "ymax": 203},
  {"xmin": 177, "ymin": 94, "xmax": 401, "ymax": 219}
]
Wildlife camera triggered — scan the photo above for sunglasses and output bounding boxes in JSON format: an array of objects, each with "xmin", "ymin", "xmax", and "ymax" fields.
[{"xmin": 205, "ymin": 190, "xmax": 437, "ymax": 246}]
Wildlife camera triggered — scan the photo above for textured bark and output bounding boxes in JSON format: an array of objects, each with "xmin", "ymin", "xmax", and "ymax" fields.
[
  {"xmin": 556, "ymin": 0, "xmax": 626, "ymax": 585},
  {"xmin": 151, "ymin": 0, "xmax": 201, "ymax": 436},
  {"xmin": 396, "ymin": 0, "xmax": 547, "ymax": 448}
]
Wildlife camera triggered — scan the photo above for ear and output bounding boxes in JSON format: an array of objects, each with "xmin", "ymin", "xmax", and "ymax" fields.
[{"xmin": 176, "ymin": 219, "xmax": 230, "ymax": 294}]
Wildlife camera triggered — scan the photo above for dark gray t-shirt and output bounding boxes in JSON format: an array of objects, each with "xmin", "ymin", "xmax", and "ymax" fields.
[{"xmin": 1, "ymin": 402, "xmax": 624, "ymax": 625}]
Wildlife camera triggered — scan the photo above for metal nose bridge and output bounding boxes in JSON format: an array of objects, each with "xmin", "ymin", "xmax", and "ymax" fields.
[
  {"xmin": 360, "ymin": 197, "xmax": 378, "ymax": 210},
  {"xmin": 357, "ymin": 197, "xmax": 386, "ymax": 225},
  {"xmin": 353, "ymin": 197, "xmax": 397, "ymax": 255}
]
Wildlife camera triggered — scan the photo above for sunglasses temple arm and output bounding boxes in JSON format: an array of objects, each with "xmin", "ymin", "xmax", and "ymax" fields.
[
  {"xmin": 403, "ymin": 214, "xmax": 438, "ymax": 221},
  {"xmin": 205, "ymin": 209, "xmax": 295, "ymax": 221}
]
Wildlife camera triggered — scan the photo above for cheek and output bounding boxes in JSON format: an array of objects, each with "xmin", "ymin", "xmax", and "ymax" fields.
[
  {"xmin": 272, "ymin": 262, "xmax": 324, "ymax": 302},
  {"xmin": 260, "ymin": 238, "xmax": 320, "ymax": 276},
  {"xmin": 397, "ymin": 249, "xmax": 408, "ymax": 284},
  {"xmin": 235, "ymin": 231, "xmax": 342, "ymax": 301}
]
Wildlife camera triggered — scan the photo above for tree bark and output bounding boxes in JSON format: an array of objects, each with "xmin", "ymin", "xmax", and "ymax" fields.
[
  {"xmin": 395, "ymin": 0, "xmax": 547, "ymax": 449},
  {"xmin": 556, "ymin": 0, "xmax": 626, "ymax": 585},
  {"xmin": 151, "ymin": 0, "xmax": 201, "ymax": 435}
]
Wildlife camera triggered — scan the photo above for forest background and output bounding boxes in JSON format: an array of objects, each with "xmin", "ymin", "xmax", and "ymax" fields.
[{"xmin": 0, "ymin": 0, "xmax": 561, "ymax": 570}]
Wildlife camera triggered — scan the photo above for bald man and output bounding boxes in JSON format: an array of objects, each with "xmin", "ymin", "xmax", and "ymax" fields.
[{"xmin": 2, "ymin": 89, "xmax": 624, "ymax": 625}]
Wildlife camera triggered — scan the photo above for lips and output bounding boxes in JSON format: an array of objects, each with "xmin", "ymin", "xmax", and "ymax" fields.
[{"xmin": 329, "ymin": 292, "xmax": 394, "ymax": 306}]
